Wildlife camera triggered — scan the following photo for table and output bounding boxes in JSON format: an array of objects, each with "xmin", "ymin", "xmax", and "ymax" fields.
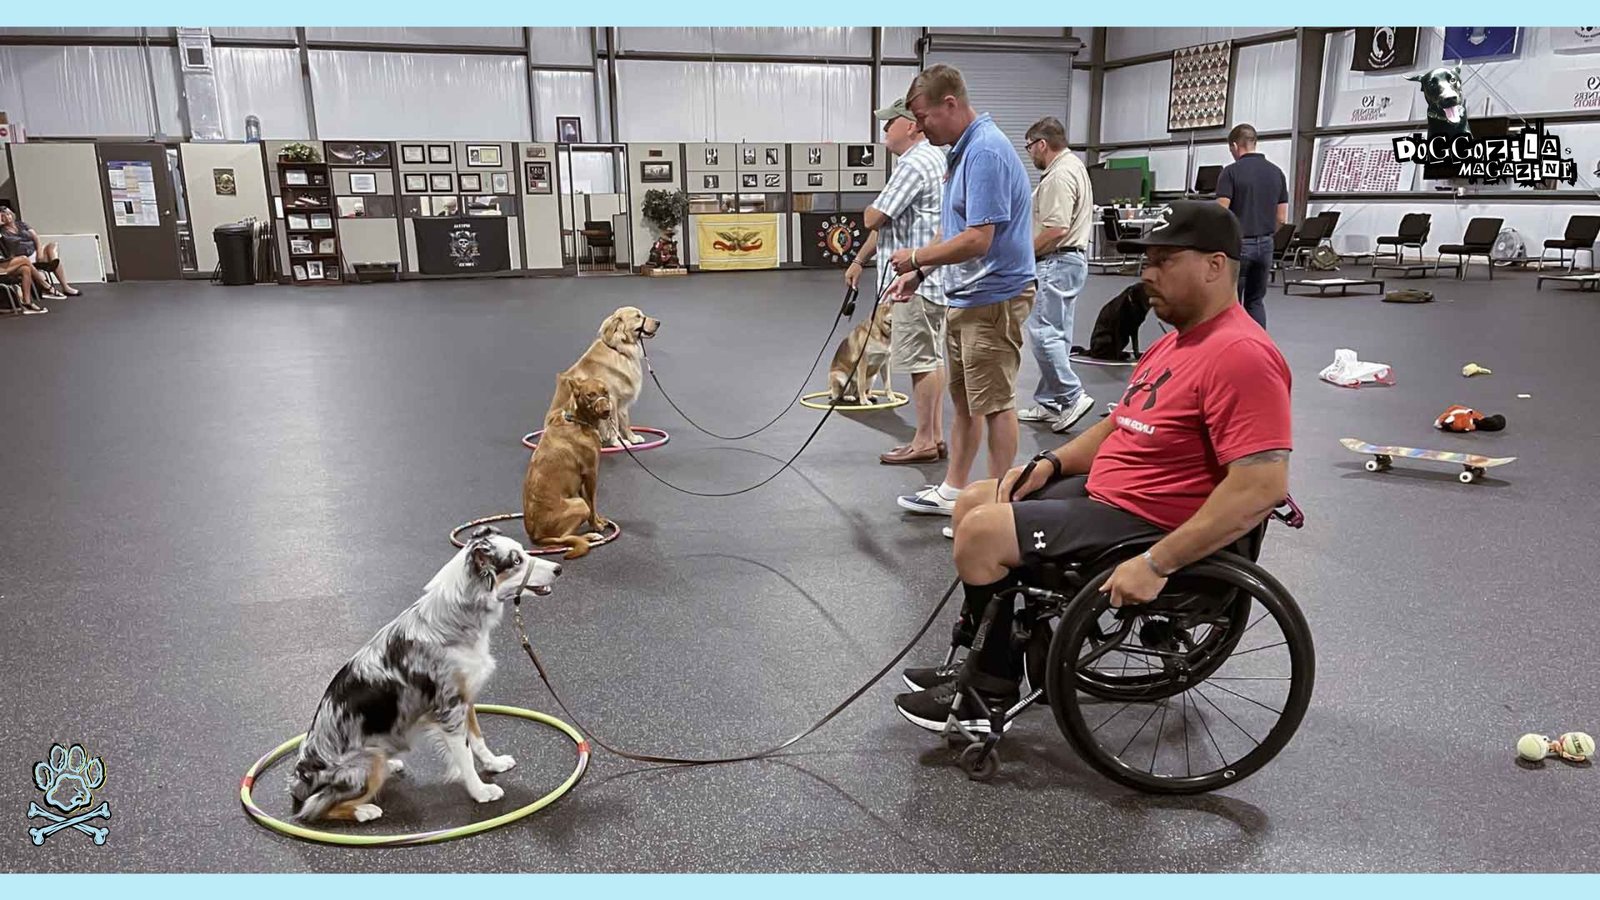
[
  {"xmin": 1535, "ymin": 273, "xmax": 1600, "ymax": 292},
  {"xmin": 1284, "ymin": 277, "xmax": 1385, "ymax": 297}
]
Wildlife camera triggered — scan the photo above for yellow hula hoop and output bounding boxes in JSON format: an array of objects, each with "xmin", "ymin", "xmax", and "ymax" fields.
[
  {"xmin": 798, "ymin": 389, "xmax": 909, "ymax": 411},
  {"xmin": 240, "ymin": 704, "xmax": 588, "ymax": 846}
]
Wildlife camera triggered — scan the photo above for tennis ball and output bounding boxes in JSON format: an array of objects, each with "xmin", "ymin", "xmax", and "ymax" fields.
[
  {"xmin": 1517, "ymin": 733, "xmax": 1549, "ymax": 761},
  {"xmin": 1558, "ymin": 732, "xmax": 1595, "ymax": 761}
]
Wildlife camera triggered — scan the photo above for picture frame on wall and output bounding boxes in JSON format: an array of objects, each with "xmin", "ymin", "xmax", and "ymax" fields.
[
  {"xmin": 765, "ymin": 147, "xmax": 780, "ymax": 166},
  {"xmin": 741, "ymin": 173, "xmax": 758, "ymax": 189},
  {"xmin": 306, "ymin": 260, "xmax": 324, "ymax": 279},
  {"xmin": 526, "ymin": 161, "xmax": 553, "ymax": 194},
  {"xmin": 556, "ymin": 117, "xmax": 582, "ymax": 144},
  {"xmin": 349, "ymin": 172, "xmax": 377, "ymax": 194},
  {"xmin": 764, "ymin": 173, "xmax": 780, "ymax": 188},
  {"xmin": 852, "ymin": 173, "xmax": 869, "ymax": 187},
  {"xmin": 459, "ymin": 173, "xmax": 483, "ymax": 193},
  {"xmin": 640, "ymin": 161, "xmax": 674, "ymax": 184},
  {"xmin": 293, "ymin": 264, "xmax": 307, "ymax": 281},
  {"xmin": 429, "ymin": 173, "xmax": 454, "ymax": 193},
  {"xmin": 287, "ymin": 213, "xmax": 310, "ymax": 230},
  {"xmin": 807, "ymin": 147, "xmax": 823, "ymax": 166},
  {"xmin": 319, "ymin": 238, "xmax": 337, "ymax": 254},
  {"xmin": 401, "ymin": 144, "xmax": 425, "ymax": 164},
  {"xmin": 742, "ymin": 147, "xmax": 757, "ymax": 165},
  {"xmin": 704, "ymin": 146, "xmax": 719, "ymax": 166},
  {"xmin": 290, "ymin": 237, "xmax": 313, "ymax": 255},
  {"xmin": 491, "ymin": 172, "xmax": 511, "ymax": 194},
  {"xmin": 528, "ymin": 145, "xmax": 548, "ymax": 159},
  {"xmin": 807, "ymin": 173, "xmax": 824, "ymax": 187},
  {"xmin": 466, "ymin": 145, "xmax": 502, "ymax": 168},
  {"xmin": 326, "ymin": 142, "xmax": 390, "ymax": 166},
  {"xmin": 285, "ymin": 169, "xmax": 309, "ymax": 186},
  {"xmin": 704, "ymin": 174, "xmax": 720, "ymax": 189},
  {"xmin": 846, "ymin": 145, "xmax": 876, "ymax": 168},
  {"xmin": 427, "ymin": 144, "xmax": 452, "ymax": 164},
  {"xmin": 310, "ymin": 213, "xmax": 334, "ymax": 230},
  {"xmin": 403, "ymin": 173, "xmax": 428, "ymax": 193}
]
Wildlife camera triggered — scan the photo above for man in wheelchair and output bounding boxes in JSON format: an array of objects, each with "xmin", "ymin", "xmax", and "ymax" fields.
[{"xmin": 895, "ymin": 200, "xmax": 1294, "ymax": 735}]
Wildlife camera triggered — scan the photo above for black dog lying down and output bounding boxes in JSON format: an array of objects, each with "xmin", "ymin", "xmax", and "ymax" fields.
[{"xmin": 1072, "ymin": 283, "xmax": 1150, "ymax": 362}]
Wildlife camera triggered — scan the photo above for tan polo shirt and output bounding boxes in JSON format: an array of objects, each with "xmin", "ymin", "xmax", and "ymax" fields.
[{"xmin": 1032, "ymin": 149, "xmax": 1094, "ymax": 253}]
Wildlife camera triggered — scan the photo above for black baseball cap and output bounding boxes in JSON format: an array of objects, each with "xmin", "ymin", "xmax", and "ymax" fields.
[{"xmin": 1117, "ymin": 200, "xmax": 1241, "ymax": 260}]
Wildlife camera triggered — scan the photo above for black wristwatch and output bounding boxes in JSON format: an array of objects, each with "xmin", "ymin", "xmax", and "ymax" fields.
[{"xmin": 1032, "ymin": 449, "xmax": 1062, "ymax": 480}]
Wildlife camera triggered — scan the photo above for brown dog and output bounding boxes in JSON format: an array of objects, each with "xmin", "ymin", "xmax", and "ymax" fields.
[
  {"xmin": 523, "ymin": 374, "xmax": 613, "ymax": 559},
  {"xmin": 827, "ymin": 301, "xmax": 893, "ymax": 404},
  {"xmin": 547, "ymin": 306, "xmax": 660, "ymax": 447}
]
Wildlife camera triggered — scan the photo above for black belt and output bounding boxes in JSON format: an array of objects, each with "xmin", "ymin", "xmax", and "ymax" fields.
[{"xmin": 1044, "ymin": 247, "xmax": 1085, "ymax": 256}]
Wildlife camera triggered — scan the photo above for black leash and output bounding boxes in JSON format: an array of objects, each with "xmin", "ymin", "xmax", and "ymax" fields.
[
  {"xmin": 639, "ymin": 286, "xmax": 860, "ymax": 441},
  {"xmin": 616, "ymin": 284, "xmax": 893, "ymax": 498},
  {"xmin": 512, "ymin": 569, "xmax": 959, "ymax": 766}
]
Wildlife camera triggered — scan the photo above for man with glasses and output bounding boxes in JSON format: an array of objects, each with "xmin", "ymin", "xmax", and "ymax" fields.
[
  {"xmin": 893, "ymin": 201, "xmax": 1292, "ymax": 734},
  {"xmin": 1017, "ymin": 117, "xmax": 1095, "ymax": 435}
]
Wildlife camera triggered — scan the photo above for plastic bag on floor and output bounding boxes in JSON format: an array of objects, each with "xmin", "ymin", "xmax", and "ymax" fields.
[{"xmin": 1319, "ymin": 348, "xmax": 1394, "ymax": 388}]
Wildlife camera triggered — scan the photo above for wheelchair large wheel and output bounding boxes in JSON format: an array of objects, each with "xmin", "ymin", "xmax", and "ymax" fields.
[{"xmin": 1044, "ymin": 553, "xmax": 1314, "ymax": 794}]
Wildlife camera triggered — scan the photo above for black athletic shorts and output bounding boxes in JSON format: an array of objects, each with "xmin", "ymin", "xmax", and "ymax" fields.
[{"xmin": 1010, "ymin": 475, "xmax": 1166, "ymax": 571}]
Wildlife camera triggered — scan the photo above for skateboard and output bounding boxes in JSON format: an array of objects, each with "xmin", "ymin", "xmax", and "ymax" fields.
[{"xmin": 1341, "ymin": 438, "xmax": 1516, "ymax": 484}]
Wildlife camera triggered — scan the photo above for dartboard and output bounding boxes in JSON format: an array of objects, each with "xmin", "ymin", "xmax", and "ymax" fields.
[{"xmin": 815, "ymin": 215, "xmax": 863, "ymax": 264}]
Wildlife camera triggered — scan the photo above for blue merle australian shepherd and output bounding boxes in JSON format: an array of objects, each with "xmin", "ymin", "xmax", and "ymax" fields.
[{"xmin": 288, "ymin": 526, "xmax": 561, "ymax": 822}]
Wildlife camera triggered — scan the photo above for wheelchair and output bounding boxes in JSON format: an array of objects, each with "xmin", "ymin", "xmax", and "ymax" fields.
[{"xmin": 934, "ymin": 494, "xmax": 1312, "ymax": 794}]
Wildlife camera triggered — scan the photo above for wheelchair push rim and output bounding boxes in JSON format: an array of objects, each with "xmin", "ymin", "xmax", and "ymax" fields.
[
  {"xmin": 1044, "ymin": 554, "xmax": 1315, "ymax": 794},
  {"xmin": 1072, "ymin": 586, "xmax": 1253, "ymax": 702}
]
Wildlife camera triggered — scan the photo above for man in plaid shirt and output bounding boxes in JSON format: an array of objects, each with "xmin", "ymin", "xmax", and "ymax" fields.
[{"xmin": 847, "ymin": 95, "xmax": 949, "ymax": 465}]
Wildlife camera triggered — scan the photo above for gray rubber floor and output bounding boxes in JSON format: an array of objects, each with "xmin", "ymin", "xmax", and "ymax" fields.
[{"xmin": 2, "ymin": 265, "xmax": 1596, "ymax": 873}]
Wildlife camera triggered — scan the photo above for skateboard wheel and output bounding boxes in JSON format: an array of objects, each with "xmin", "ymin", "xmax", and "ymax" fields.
[
  {"xmin": 1459, "ymin": 470, "xmax": 1475, "ymax": 484},
  {"xmin": 1365, "ymin": 460, "xmax": 1381, "ymax": 472}
]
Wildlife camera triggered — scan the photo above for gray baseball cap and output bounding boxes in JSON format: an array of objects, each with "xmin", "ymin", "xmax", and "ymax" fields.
[{"xmin": 873, "ymin": 97, "xmax": 915, "ymax": 123}]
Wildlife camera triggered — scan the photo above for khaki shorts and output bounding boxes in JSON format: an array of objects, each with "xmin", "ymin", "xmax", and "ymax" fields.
[
  {"xmin": 890, "ymin": 292, "xmax": 946, "ymax": 375},
  {"xmin": 945, "ymin": 288, "xmax": 1035, "ymax": 417}
]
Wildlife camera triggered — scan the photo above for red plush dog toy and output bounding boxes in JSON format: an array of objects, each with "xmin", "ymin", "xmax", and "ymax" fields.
[{"xmin": 1435, "ymin": 405, "xmax": 1506, "ymax": 433}]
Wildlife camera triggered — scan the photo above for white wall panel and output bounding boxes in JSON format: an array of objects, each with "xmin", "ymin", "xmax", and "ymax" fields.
[
  {"xmin": 881, "ymin": 65, "xmax": 921, "ymax": 107},
  {"xmin": 1107, "ymin": 27, "xmax": 1281, "ymax": 60},
  {"xmin": 0, "ymin": 27, "xmax": 139, "ymax": 37},
  {"xmin": 211, "ymin": 27, "xmax": 295, "ymax": 41},
  {"xmin": 213, "ymin": 46, "xmax": 310, "ymax": 140},
  {"xmin": 884, "ymin": 28, "xmax": 921, "ymax": 59},
  {"xmin": 532, "ymin": 70, "xmax": 597, "ymax": 143},
  {"xmin": 1070, "ymin": 66, "xmax": 1091, "ymax": 145},
  {"xmin": 1101, "ymin": 59, "xmax": 1171, "ymax": 144},
  {"xmin": 0, "ymin": 45, "xmax": 172, "ymax": 137},
  {"xmin": 309, "ymin": 50, "xmax": 530, "ymax": 140},
  {"xmin": 617, "ymin": 60, "xmax": 869, "ymax": 143},
  {"xmin": 1230, "ymin": 40, "xmax": 1295, "ymax": 132},
  {"xmin": 618, "ymin": 27, "xmax": 870, "ymax": 57},
  {"xmin": 306, "ymin": 28, "xmax": 522, "ymax": 47},
  {"xmin": 529, "ymin": 28, "xmax": 594, "ymax": 66}
]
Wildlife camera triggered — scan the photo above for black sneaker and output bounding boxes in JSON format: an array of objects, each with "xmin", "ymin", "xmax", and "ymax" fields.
[
  {"xmin": 902, "ymin": 661, "xmax": 961, "ymax": 692},
  {"xmin": 894, "ymin": 682, "xmax": 1020, "ymax": 734}
]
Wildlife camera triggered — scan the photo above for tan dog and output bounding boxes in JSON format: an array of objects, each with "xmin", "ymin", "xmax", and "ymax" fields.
[
  {"xmin": 827, "ymin": 301, "xmax": 893, "ymax": 404},
  {"xmin": 523, "ymin": 375, "xmax": 613, "ymax": 559},
  {"xmin": 547, "ymin": 306, "xmax": 660, "ymax": 447}
]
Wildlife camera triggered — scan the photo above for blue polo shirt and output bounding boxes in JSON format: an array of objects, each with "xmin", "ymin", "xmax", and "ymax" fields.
[{"xmin": 940, "ymin": 114, "xmax": 1035, "ymax": 308}]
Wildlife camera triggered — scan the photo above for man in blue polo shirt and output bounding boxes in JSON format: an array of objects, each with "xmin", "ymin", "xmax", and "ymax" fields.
[
  {"xmin": 1215, "ymin": 123, "xmax": 1287, "ymax": 329},
  {"xmin": 887, "ymin": 64, "xmax": 1036, "ymax": 522}
]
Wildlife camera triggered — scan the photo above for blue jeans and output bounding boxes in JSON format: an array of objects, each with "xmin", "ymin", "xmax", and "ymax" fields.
[
  {"xmin": 1025, "ymin": 251, "xmax": 1087, "ymax": 411},
  {"xmin": 1238, "ymin": 234, "xmax": 1274, "ymax": 329}
]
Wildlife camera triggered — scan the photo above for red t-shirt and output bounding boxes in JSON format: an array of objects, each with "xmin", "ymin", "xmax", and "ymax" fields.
[{"xmin": 1086, "ymin": 303, "xmax": 1292, "ymax": 531}]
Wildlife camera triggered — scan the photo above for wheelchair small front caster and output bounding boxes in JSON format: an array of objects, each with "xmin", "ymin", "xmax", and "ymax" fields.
[{"xmin": 959, "ymin": 742, "xmax": 999, "ymax": 782}]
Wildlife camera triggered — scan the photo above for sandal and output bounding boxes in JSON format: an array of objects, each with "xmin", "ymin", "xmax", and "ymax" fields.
[
  {"xmin": 22, "ymin": 304, "xmax": 48, "ymax": 315},
  {"xmin": 62, "ymin": 287, "xmax": 81, "ymax": 297}
]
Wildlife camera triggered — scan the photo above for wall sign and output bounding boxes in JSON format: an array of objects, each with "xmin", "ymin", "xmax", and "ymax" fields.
[
  {"xmin": 1443, "ymin": 28, "xmax": 1521, "ymax": 62},
  {"xmin": 1551, "ymin": 28, "xmax": 1600, "ymax": 54},
  {"xmin": 106, "ymin": 161, "xmax": 158, "ymax": 226},
  {"xmin": 1350, "ymin": 28, "xmax": 1419, "ymax": 72},
  {"xmin": 1329, "ymin": 89, "xmax": 1415, "ymax": 126}
]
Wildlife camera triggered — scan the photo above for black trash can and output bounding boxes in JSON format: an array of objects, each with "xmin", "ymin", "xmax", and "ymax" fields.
[{"xmin": 213, "ymin": 222, "xmax": 256, "ymax": 286}]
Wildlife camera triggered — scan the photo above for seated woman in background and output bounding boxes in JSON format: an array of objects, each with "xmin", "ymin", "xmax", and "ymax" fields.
[
  {"xmin": 1, "ymin": 253, "xmax": 45, "ymax": 313},
  {"xmin": 0, "ymin": 206, "xmax": 80, "ymax": 298}
]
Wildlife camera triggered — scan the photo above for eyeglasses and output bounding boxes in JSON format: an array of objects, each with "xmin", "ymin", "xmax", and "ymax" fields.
[{"xmin": 1024, "ymin": 138, "xmax": 1045, "ymax": 150}]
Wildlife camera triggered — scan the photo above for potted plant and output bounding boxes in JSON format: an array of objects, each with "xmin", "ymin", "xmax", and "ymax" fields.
[
  {"xmin": 641, "ymin": 188, "xmax": 689, "ymax": 276},
  {"xmin": 278, "ymin": 142, "xmax": 320, "ymax": 163}
]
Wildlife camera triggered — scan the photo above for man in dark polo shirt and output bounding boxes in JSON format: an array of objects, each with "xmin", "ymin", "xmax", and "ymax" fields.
[{"xmin": 1215, "ymin": 124, "xmax": 1287, "ymax": 329}]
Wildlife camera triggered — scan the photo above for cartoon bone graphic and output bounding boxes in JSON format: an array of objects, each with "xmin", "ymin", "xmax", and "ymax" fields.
[{"xmin": 28, "ymin": 801, "xmax": 109, "ymax": 845}]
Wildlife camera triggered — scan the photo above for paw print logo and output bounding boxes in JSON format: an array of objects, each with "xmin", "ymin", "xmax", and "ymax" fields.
[{"xmin": 27, "ymin": 743, "xmax": 110, "ymax": 846}]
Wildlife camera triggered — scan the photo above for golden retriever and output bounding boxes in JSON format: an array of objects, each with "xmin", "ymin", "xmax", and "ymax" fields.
[
  {"xmin": 523, "ymin": 375, "xmax": 613, "ymax": 559},
  {"xmin": 827, "ymin": 301, "xmax": 893, "ymax": 404},
  {"xmin": 547, "ymin": 306, "xmax": 660, "ymax": 447}
]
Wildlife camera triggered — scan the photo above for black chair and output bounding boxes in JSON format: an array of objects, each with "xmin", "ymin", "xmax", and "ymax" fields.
[
  {"xmin": 1089, "ymin": 208, "xmax": 1141, "ymax": 273},
  {"xmin": 1282, "ymin": 213, "xmax": 1337, "ymax": 269},
  {"xmin": 1375, "ymin": 213, "xmax": 1432, "ymax": 265},
  {"xmin": 932, "ymin": 493, "xmax": 1313, "ymax": 792},
  {"xmin": 1268, "ymin": 222, "xmax": 1296, "ymax": 283},
  {"xmin": 581, "ymin": 221, "xmax": 615, "ymax": 268},
  {"xmin": 1541, "ymin": 215, "xmax": 1600, "ymax": 273},
  {"xmin": 1436, "ymin": 217, "xmax": 1504, "ymax": 280}
]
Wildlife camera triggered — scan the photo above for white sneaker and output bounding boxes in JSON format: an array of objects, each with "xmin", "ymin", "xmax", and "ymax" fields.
[
  {"xmin": 1016, "ymin": 404, "xmax": 1059, "ymax": 422},
  {"xmin": 898, "ymin": 484, "xmax": 957, "ymax": 515},
  {"xmin": 942, "ymin": 526, "xmax": 954, "ymax": 539},
  {"xmin": 1050, "ymin": 394, "xmax": 1096, "ymax": 433}
]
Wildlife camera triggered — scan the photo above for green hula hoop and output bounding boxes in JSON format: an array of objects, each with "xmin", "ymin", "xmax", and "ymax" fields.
[
  {"xmin": 240, "ymin": 704, "xmax": 589, "ymax": 846},
  {"xmin": 798, "ymin": 389, "xmax": 909, "ymax": 411}
]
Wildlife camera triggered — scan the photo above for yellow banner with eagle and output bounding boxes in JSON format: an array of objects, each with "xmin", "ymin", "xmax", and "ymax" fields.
[{"xmin": 695, "ymin": 213, "xmax": 780, "ymax": 271}]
